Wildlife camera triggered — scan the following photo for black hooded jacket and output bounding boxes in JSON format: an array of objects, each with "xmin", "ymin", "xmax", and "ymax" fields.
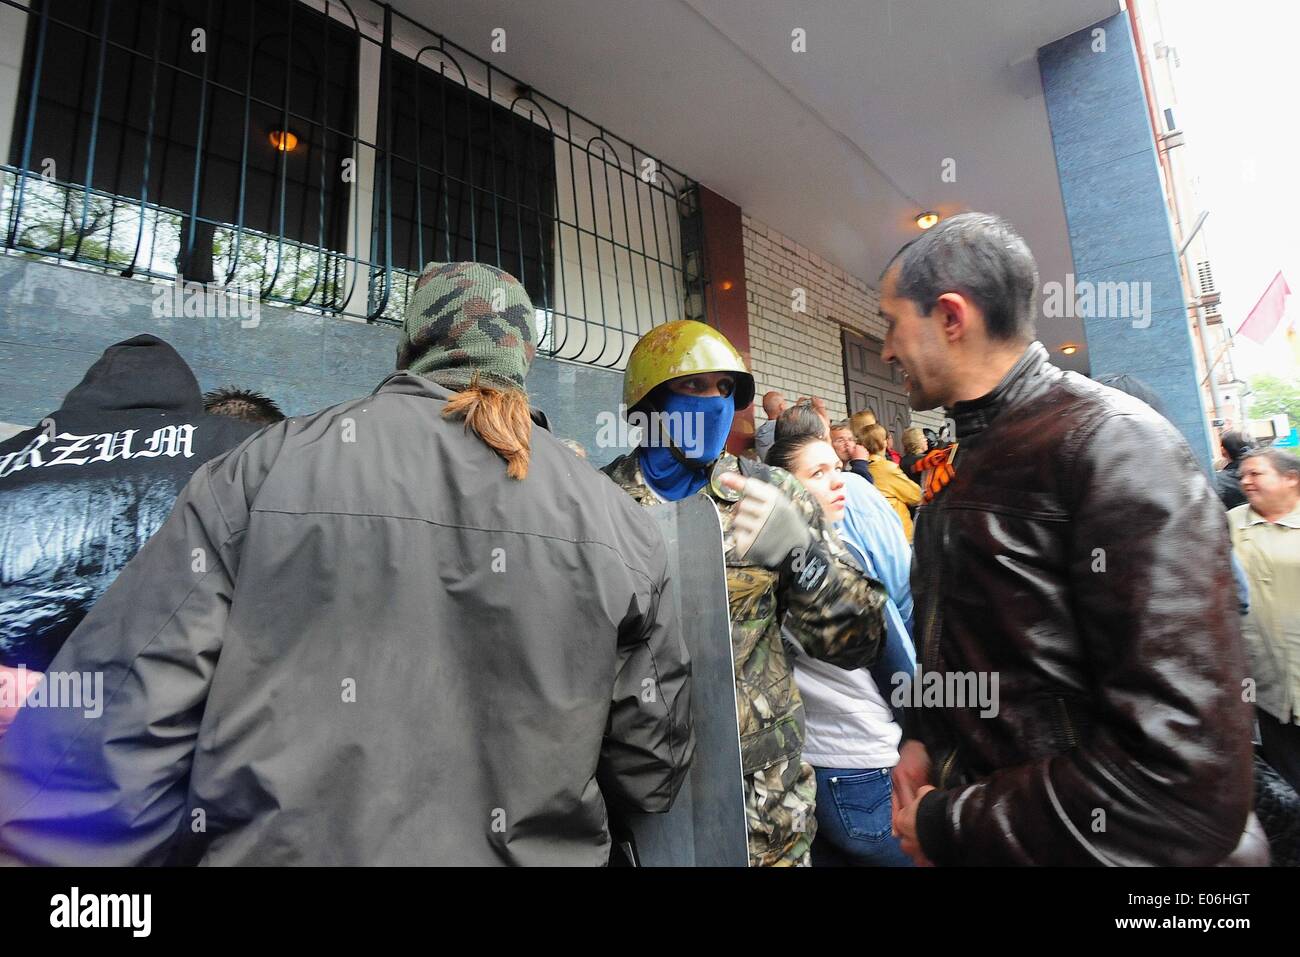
[
  {"xmin": 1216, "ymin": 459, "xmax": 1248, "ymax": 511},
  {"xmin": 0, "ymin": 335, "xmax": 259, "ymax": 670}
]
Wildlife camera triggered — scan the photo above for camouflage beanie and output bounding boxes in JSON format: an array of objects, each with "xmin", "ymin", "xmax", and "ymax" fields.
[{"xmin": 397, "ymin": 261, "xmax": 537, "ymax": 392}]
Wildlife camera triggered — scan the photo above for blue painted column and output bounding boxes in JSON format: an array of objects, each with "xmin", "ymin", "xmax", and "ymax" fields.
[{"xmin": 1038, "ymin": 13, "xmax": 1213, "ymax": 470}]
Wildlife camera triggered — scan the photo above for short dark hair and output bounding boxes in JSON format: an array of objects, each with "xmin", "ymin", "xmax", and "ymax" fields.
[
  {"xmin": 1220, "ymin": 429, "xmax": 1253, "ymax": 462},
  {"xmin": 774, "ymin": 403, "xmax": 828, "ymax": 444},
  {"xmin": 1241, "ymin": 447, "xmax": 1300, "ymax": 482},
  {"xmin": 203, "ymin": 387, "xmax": 285, "ymax": 425},
  {"xmin": 766, "ymin": 432, "xmax": 824, "ymax": 472},
  {"xmin": 883, "ymin": 212, "xmax": 1038, "ymax": 342}
]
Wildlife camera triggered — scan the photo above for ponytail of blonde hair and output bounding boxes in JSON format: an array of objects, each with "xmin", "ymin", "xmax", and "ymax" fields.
[{"xmin": 441, "ymin": 373, "xmax": 533, "ymax": 480}]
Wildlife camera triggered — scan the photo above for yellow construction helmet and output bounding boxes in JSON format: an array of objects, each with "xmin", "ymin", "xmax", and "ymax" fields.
[{"xmin": 623, "ymin": 320, "xmax": 755, "ymax": 414}]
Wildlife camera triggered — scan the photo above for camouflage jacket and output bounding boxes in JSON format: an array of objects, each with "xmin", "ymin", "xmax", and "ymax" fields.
[{"xmin": 602, "ymin": 451, "xmax": 887, "ymax": 777}]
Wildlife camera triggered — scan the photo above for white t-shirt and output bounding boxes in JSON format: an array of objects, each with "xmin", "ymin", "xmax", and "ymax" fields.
[
  {"xmin": 788, "ymin": 527, "xmax": 904, "ymax": 770},
  {"xmin": 792, "ymin": 653, "xmax": 901, "ymax": 770}
]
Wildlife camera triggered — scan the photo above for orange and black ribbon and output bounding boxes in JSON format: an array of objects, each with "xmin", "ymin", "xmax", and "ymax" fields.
[{"xmin": 913, "ymin": 445, "xmax": 958, "ymax": 503}]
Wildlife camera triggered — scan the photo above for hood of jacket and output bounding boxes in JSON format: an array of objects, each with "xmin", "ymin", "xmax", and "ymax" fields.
[{"xmin": 56, "ymin": 334, "xmax": 204, "ymax": 417}]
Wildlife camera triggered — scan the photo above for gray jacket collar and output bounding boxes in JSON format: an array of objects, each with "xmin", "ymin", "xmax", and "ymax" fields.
[{"xmin": 373, "ymin": 371, "xmax": 457, "ymax": 401}]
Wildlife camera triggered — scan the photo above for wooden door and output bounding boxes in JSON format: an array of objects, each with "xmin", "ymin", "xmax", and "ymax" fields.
[{"xmin": 841, "ymin": 328, "xmax": 910, "ymax": 446}]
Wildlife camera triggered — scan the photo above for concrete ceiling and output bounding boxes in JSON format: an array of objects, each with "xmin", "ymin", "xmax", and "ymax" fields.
[{"xmin": 389, "ymin": 0, "xmax": 1123, "ymax": 373}]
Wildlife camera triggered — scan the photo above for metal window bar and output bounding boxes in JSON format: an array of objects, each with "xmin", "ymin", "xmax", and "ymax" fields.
[{"xmin": 0, "ymin": 0, "xmax": 698, "ymax": 371}]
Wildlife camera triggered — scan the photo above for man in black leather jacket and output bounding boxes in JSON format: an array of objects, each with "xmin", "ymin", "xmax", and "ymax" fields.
[
  {"xmin": 881, "ymin": 213, "xmax": 1258, "ymax": 866},
  {"xmin": 1216, "ymin": 429, "xmax": 1253, "ymax": 511}
]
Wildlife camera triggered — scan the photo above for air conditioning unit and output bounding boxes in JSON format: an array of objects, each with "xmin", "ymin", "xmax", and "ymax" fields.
[
  {"xmin": 1249, "ymin": 413, "xmax": 1292, "ymax": 442},
  {"xmin": 1196, "ymin": 260, "xmax": 1222, "ymax": 322},
  {"xmin": 1197, "ymin": 260, "xmax": 1216, "ymax": 297}
]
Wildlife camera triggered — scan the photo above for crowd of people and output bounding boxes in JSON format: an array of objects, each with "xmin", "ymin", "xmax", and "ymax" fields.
[{"xmin": 0, "ymin": 214, "xmax": 1296, "ymax": 866}]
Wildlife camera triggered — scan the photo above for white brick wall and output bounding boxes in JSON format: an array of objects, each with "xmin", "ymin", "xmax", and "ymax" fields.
[{"xmin": 742, "ymin": 214, "xmax": 944, "ymax": 432}]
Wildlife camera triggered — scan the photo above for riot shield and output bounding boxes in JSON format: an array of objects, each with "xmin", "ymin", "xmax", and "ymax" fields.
[{"xmin": 621, "ymin": 493, "xmax": 748, "ymax": 866}]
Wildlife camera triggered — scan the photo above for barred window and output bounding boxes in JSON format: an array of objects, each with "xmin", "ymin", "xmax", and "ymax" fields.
[
  {"xmin": 377, "ymin": 50, "xmax": 556, "ymax": 312},
  {"xmin": 9, "ymin": 0, "xmax": 357, "ymax": 300}
]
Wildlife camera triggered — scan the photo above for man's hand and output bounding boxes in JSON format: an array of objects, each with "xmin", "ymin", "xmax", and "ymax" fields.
[
  {"xmin": 892, "ymin": 739, "xmax": 932, "ymax": 806},
  {"xmin": 794, "ymin": 396, "xmax": 831, "ymax": 436},
  {"xmin": 811, "ymin": 398, "xmax": 830, "ymax": 436},
  {"xmin": 718, "ymin": 472, "xmax": 814, "ymax": 569},
  {"xmin": 892, "ymin": 741, "xmax": 935, "ymax": 865},
  {"xmin": 850, "ymin": 442, "xmax": 870, "ymax": 462},
  {"xmin": 892, "ymin": 784, "xmax": 937, "ymax": 866}
]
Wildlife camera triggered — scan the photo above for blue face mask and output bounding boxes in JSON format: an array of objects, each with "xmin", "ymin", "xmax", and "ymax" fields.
[{"xmin": 638, "ymin": 391, "xmax": 735, "ymax": 501}]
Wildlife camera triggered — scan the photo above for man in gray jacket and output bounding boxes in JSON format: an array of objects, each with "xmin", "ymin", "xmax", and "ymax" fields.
[{"xmin": 0, "ymin": 262, "xmax": 693, "ymax": 865}]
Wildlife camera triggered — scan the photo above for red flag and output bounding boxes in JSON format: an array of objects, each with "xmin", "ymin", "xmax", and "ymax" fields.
[{"xmin": 1237, "ymin": 271, "xmax": 1291, "ymax": 344}]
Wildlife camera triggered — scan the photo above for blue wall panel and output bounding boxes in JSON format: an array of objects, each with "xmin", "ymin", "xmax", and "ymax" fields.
[{"xmin": 1039, "ymin": 12, "xmax": 1213, "ymax": 469}]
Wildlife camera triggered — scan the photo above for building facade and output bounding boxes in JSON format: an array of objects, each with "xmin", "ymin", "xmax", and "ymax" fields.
[{"xmin": 0, "ymin": 0, "xmax": 1219, "ymax": 468}]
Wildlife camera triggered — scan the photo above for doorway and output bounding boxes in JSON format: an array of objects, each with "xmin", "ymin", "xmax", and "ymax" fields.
[{"xmin": 841, "ymin": 328, "xmax": 910, "ymax": 445}]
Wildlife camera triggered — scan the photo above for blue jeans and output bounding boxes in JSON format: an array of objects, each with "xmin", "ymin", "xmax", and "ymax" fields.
[{"xmin": 810, "ymin": 766, "xmax": 914, "ymax": 867}]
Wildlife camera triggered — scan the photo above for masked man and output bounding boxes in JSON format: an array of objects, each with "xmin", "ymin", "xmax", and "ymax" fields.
[{"xmin": 602, "ymin": 320, "xmax": 887, "ymax": 866}]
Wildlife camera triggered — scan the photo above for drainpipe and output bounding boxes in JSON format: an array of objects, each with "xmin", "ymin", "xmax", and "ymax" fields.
[
  {"xmin": 1128, "ymin": 0, "xmax": 1224, "ymax": 426},
  {"xmin": 1127, "ymin": 3, "xmax": 1183, "ymax": 239},
  {"xmin": 1178, "ymin": 211, "xmax": 1225, "ymax": 421}
]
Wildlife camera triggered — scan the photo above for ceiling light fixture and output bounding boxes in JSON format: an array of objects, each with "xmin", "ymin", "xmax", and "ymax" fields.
[
  {"xmin": 269, "ymin": 129, "xmax": 299, "ymax": 152},
  {"xmin": 915, "ymin": 211, "xmax": 939, "ymax": 230}
]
